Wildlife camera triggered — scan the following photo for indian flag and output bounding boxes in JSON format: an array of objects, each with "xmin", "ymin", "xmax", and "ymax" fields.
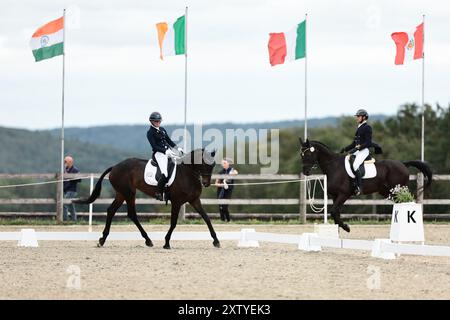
[
  {"xmin": 30, "ymin": 16, "xmax": 64, "ymax": 62},
  {"xmin": 391, "ymin": 23, "xmax": 423, "ymax": 65},
  {"xmin": 268, "ymin": 20, "xmax": 306, "ymax": 66},
  {"xmin": 156, "ymin": 15, "xmax": 185, "ymax": 60}
]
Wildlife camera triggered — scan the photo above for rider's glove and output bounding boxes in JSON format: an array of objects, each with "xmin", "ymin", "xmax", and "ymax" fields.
[
  {"xmin": 165, "ymin": 149, "xmax": 175, "ymax": 157},
  {"xmin": 177, "ymin": 147, "xmax": 184, "ymax": 155}
]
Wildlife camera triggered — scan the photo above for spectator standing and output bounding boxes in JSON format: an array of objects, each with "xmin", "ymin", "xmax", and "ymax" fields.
[
  {"xmin": 215, "ymin": 158, "xmax": 238, "ymax": 222},
  {"xmin": 63, "ymin": 155, "xmax": 81, "ymax": 221}
]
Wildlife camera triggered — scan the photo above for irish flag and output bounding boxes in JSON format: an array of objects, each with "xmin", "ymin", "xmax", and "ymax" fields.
[
  {"xmin": 268, "ymin": 20, "xmax": 306, "ymax": 66},
  {"xmin": 156, "ymin": 15, "xmax": 185, "ymax": 60},
  {"xmin": 391, "ymin": 23, "xmax": 424, "ymax": 65},
  {"xmin": 30, "ymin": 16, "xmax": 64, "ymax": 62}
]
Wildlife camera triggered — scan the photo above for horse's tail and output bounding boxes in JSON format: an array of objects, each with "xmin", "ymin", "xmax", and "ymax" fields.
[
  {"xmin": 403, "ymin": 160, "xmax": 433, "ymax": 190},
  {"xmin": 72, "ymin": 167, "xmax": 112, "ymax": 204}
]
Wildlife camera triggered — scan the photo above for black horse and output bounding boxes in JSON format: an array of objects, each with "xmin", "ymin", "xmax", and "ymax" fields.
[
  {"xmin": 73, "ymin": 149, "xmax": 220, "ymax": 249},
  {"xmin": 299, "ymin": 138, "xmax": 432, "ymax": 232}
]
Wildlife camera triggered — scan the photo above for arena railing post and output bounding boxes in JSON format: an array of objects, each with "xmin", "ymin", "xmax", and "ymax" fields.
[
  {"xmin": 299, "ymin": 173, "xmax": 307, "ymax": 224},
  {"xmin": 56, "ymin": 173, "xmax": 63, "ymax": 223},
  {"xmin": 178, "ymin": 204, "xmax": 186, "ymax": 223},
  {"xmin": 417, "ymin": 173, "xmax": 424, "ymax": 204}
]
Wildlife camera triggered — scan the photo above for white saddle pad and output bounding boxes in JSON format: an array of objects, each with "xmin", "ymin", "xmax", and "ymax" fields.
[
  {"xmin": 344, "ymin": 155, "xmax": 377, "ymax": 179},
  {"xmin": 144, "ymin": 160, "xmax": 177, "ymax": 186}
]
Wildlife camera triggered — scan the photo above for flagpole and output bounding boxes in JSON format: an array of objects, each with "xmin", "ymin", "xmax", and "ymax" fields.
[
  {"xmin": 304, "ymin": 13, "xmax": 308, "ymax": 140},
  {"xmin": 180, "ymin": 6, "xmax": 188, "ymax": 222},
  {"xmin": 59, "ymin": 9, "xmax": 66, "ymax": 222},
  {"xmin": 421, "ymin": 14, "xmax": 425, "ymax": 162},
  {"xmin": 184, "ymin": 6, "xmax": 188, "ymax": 153},
  {"xmin": 300, "ymin": 13, "xmax": 308, "ymax": 225}
]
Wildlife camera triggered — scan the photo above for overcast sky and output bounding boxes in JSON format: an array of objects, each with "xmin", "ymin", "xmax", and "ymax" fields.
[{"xmin": 1, "ymin": 0, "xmax": 449, "ymax": 130}]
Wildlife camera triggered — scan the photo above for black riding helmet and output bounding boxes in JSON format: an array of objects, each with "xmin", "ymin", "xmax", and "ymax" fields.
[
  {"xmin": 354, "ymin": 109, "xmax": 369, "ymax": 119},
  {"xmin": 149, "ymin": 112, "xmax": 162, "ymax": 122}
]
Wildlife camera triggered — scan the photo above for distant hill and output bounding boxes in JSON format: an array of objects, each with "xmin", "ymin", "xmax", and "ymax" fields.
[
  {"xmin": 0, "ymin": 127, "xmax": 142, "ymax": 173},
  {"xmin": 45, "ymin": 115, "xmax": 389, "ymax": 154},
  {"xmin": 0, "ymin": 115, "xmax": 389, "ymax": 174}
]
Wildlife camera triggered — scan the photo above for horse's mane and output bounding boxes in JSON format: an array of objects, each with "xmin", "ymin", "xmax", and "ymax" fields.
[
  {"xmin": 310, "ymin": 140, "xmax": 332, "ymax": 150},
  {"xmin": 180, "ymin": 148, "xmax": 215, "ymax": 165}
]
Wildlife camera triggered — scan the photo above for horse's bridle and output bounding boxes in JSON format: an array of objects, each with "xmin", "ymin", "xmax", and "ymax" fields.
[{"xmin": 300, "ymin": 146, "xmax": 319, "ymax": 170}]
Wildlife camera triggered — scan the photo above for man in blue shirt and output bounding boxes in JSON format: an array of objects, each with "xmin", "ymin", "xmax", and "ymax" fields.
[{"xmin": 63, "ymin": 156, "xmax": 81, "ymax": 221}]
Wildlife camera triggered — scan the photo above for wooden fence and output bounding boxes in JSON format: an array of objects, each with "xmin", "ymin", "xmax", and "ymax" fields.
[{"xmin": 0, "ymin": 173, "xmax": 449, "ymax": 222}]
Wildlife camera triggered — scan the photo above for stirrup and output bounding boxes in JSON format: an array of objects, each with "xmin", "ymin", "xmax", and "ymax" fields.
[{"xmin": 155, "ymin": 192, "xmax": 164, "ymax": 201}]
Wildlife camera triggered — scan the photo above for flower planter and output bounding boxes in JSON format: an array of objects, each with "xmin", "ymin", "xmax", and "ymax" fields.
[{"xmin": 390, "ymin": 202, "xmax": 424, "ymax": 242}]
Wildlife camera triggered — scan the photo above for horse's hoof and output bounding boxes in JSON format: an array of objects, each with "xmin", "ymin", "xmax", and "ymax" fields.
[
  {"xmin": 145, "ymin": 239, "xmax": 154, "ymax": 247},
  {"xmin": 342, "ymin": 224, "xmax": 351, "ymax": 232},
  {"xmin": 97, "ymin": 238, "xmax": 105, "ymax": 247},
  {"xmin": 163, "ymin": 244, "xmax": 171, "ymax": 250},
  {"xmin": 213, "ymin": 241, "xmax": 221, "ymax": 248}
]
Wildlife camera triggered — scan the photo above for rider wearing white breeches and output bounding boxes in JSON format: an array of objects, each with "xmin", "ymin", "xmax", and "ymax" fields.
[
  {"xmin": 340, "ymin": 109, "xmax": 373, "ymax": 196},
  {"xmin": 147, "ymin": 112, "xmax": 183, "ymax": 201}
]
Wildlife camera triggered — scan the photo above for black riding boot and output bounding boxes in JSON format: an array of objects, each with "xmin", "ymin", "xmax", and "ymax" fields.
[
  {"xmin": 155, "ymin": 174, "xmax": 168, "ymax": 201},
  {"xmin": 354, "ymin": 169, "xmax": 362, "ymax": 196}
]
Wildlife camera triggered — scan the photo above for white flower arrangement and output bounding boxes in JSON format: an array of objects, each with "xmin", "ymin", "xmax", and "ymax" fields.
[{"xmin": 387, "ymin": 184, "xmax": 415, "ymax": 203}]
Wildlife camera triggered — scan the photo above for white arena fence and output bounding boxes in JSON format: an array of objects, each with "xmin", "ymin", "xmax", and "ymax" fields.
[
  {"xmin": 2, "ymin": 228, "xmax": 450, "ymax": 260},
  {"xmin": 1, "ymin": 174, "xmax": 449, "ymax": 226}
]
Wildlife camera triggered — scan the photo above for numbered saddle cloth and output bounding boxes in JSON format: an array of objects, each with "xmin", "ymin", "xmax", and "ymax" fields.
[
  {"xmin": 144, "ymin": 158, "xmax": 177, "ymax": 186},
  {"xmin": 344, "ymin": 155, "xmax": 377, "ymax": 179}
]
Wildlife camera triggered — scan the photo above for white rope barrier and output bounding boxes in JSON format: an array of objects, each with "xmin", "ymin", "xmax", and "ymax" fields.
[
  {"xmin": 220, "ymin": 179, "xmax": 304, "ymax": 186},
  {"xmin": 0, "ymin": 176, "xmax": 92, "ymax": 189},
  {"xmin": 0, "ymin": 176, "xmax": 310, "ymax": 188}
]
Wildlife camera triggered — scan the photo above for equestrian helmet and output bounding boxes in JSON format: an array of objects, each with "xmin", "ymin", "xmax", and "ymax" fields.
[
  {"xmin": 354, "ymin": 109, "xmax": 369, "ymax": 119},
  {"xmin": 149, "ymin": 112, "xmax": 162, "ymax": 122}
]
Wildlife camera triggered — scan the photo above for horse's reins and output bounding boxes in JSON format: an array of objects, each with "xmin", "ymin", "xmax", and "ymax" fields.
[
  {"xmin": 301, "ymin": 146, "xmax": 340, "ymax": 170},
  {"xmin": 175, "ymin": 154, "xmax": 214, "ymax": 179}
]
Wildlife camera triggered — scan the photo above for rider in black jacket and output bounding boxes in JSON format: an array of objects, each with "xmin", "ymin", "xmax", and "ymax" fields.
[
  {"xmin": 340, "ymin": 109, "xmax": 373, "ymax": 195},
  {"xmin": 147, "ymin": 111, "xmax": 183, "ymax": 201}
]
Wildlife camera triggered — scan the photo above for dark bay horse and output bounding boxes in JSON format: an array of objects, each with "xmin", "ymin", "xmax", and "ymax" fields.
[
  {"xmin": 73, "ymin": 149, "xmax": 220, "ymax": 249},
  {"xmin": 299, "ymin": 138, "xmax": 432, "ymax": 232}
]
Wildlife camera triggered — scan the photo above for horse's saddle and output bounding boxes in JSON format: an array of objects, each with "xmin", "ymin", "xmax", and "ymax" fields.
[
  {"xmin": 144, "ymin": 157, "xmax": 177, "ymax": 186},
  {"xmin": 344, "ymin": 154, "xmax": 377, "ymax": 179}
]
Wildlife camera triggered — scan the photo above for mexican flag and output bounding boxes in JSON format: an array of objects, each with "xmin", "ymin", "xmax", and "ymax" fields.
[
  {"xmin": 30, "ymin": 16, "xmax": 64, "ymax": 62},
  {"xmin": 268, "ymin": 20, "xmax": 306, "ymax": 66},
  {"xmin": 156, "ymin": 15, "xmax": 185, "ymax": 60},
  {"xmin": 391, "ymin": 23, "xmax": 424, "ymax": 65}
]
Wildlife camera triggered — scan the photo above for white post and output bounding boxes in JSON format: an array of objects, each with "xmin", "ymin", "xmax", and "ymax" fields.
[
  {"xmin": 59, "ymin": 9, "xmax": 66, "ymax": 222},
  {"xmin": 323, "ymin": 174, "xmax": 328, "ymax": 224},
  {"xmin": 88, "ymin": 174, "xmax": 94, "ymax": 232}
]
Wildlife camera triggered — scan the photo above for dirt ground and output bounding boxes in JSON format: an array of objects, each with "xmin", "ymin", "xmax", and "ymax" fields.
[{"xmin": 0, "ymin": 223, "xmax": 449, "ymax": 300}]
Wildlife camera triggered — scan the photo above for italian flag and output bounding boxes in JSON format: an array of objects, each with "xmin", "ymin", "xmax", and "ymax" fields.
[
  {"xmin": 391, "ymin": 23, "xmax": 424, "ymax": 65},
  {"xmin": 268, "ymin": 20, "xmax": 306, "ymax": 66},
  {"xmin": 156, "ymin": 15, "xmax": 185, "ymax": 60},
  {"xmin": 30, "ymin": 16, "xmax": 64, "ymax": 62}
]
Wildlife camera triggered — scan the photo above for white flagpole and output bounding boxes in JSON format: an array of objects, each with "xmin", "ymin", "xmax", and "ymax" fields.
[
  {"xmin": 421, "ymin": 14, "xmax": 425, "ymax": 162},
  {"xmin": 184, "ymin": 6, "xmax": 188, "ymax": 153},
  {"xmin": 301, "ymin": 14, "xmax": 308, "ymax": 224},
  {"xmin": 304, "ymin": 13, "xmax": 308, "ymax": 140},
  {"xmin": 179, "ymin": 6, "xmax": 188, "ymax": 222},
  {"xmin": 59, "ymin": 9, "xmax": 66, "ymax": 222}
]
